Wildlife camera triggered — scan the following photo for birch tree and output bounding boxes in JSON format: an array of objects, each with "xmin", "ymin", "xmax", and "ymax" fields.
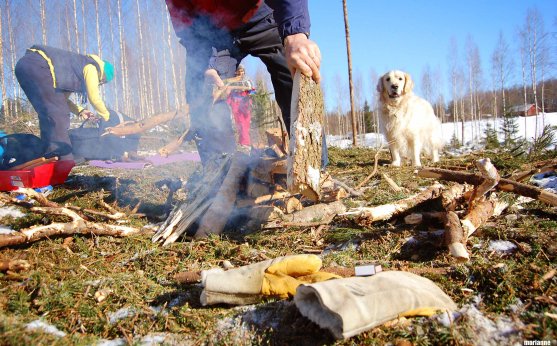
[
  {"xmin": 72, "ymin": 0, "xmax": 80, "ymax": 53},
  {"xmin": 39, "ymin": 0, "xmax": 47, "ymax": 44},
  {"xmin": 342, "ymin": 0, "xmax": 357, "ymax": 146},
  {"xmin": 523, "ymin": 8, "xmax": 543, "ymax": 137},
  {"xmin": 491, "ymin": 31, "xmax": 513, "ymax": 119}
]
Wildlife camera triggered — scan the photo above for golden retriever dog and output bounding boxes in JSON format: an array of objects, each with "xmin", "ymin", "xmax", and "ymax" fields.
[{"xmin": 377, "ymin": 70, "xmax": 443, "ymax": 167}]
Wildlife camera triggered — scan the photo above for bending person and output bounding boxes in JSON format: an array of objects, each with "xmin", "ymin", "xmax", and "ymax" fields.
[{"xmin": 15, "ymin": 45, "xmax": 115, "ymax": 160}]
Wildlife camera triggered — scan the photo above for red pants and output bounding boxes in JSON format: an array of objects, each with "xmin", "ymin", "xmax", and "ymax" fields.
[{"xmin": 227, "ymin": 91, "xmax": 252, "ymax": 145}]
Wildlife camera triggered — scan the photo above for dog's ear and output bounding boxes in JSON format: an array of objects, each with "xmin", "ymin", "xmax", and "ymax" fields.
[
  {"xmin": 403, "ymin": 73, "xmax": 414, "ymax": 94},
  {"xmin": 376, "ymin": 76, "xmax": 384, "ymax": 93}
]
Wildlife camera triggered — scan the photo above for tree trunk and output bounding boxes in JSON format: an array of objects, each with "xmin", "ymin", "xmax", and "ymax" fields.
[
  {"xmin": 72, "ymin": 0, "xmax": 80, "ymax": 53},
  {"xmin": 342, "ymin": 0, "xmax": 357, "ymax": 146},
  {"xmin": 166, "ymin": 11, "xmax": 180, "ymax": 110},
  {"xmin": 40, "ymin": 0, "xmax": 47, "ymax": 44}
]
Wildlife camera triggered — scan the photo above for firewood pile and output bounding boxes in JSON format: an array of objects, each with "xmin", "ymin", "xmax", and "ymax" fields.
[
  {"xmin": 151, "ymin": 127, "xmax": 350, "ymax": 246},
  {"xmin": 342, "ymin": 158, "xmax": 557, "ymax": 262}
]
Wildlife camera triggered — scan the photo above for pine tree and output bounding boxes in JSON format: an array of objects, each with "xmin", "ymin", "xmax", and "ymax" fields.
[
  {"xmin": 501, "ymin": 114, "xmax": 520, "ymax": 147},
  {"xmin": 483, "ymin": 122, "xmax": 500, "ymax": 149},
  {"xmin": 449, "ymin": 133, "xmax": 461, "ymax": 149}
]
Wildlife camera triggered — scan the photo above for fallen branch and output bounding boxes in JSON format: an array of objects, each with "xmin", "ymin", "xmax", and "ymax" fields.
[
  {"xmin": 342, "ymin": 183, "xmax": 444, "ymax": 226},
  {"xmin": 356, "ymin": 146, "xmax": 382, "ymax": 189},
  {"xmin": 382, "ymin": 173, "xmax": 404, "ymax": 193},
  {"xmin": 0, "ymin": 207, "xmax": 139, "ymax": 248},
  {"xmin": 330, "ymin": 177, "xmax": 363, "ymax": 197},
  {"xmin": 0, "ymin": 259, "xmax": 31, "ymax": 273},
  {"xmin": 418, "ymin": 167, "xmax": 557, "ymax": 207},
  {"xmin": 469, "ymin": 158, "xmax": 500, "ymax": 207}
]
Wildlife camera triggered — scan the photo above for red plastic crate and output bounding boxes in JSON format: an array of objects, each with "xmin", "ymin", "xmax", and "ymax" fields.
[{"xmin": 0, "ymin": 160, "xmax": 75, "ymax": 191}]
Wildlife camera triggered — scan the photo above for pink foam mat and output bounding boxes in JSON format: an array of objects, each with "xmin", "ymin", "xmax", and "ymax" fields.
[{"xmin": 89, "ymin": 152, "xmax": 200, "ymax": 169}]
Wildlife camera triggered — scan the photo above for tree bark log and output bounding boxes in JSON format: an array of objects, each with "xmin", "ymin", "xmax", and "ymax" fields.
[
  {"xmin": 287, "ymin": 71, "xmax": 324, "ymax": 201},
  {"xmin": 418, "ymin": 167, "xmax": 557, "ymax": 206}
]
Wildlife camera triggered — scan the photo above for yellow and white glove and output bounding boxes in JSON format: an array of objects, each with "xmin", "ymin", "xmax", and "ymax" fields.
[{"xmin": 200, "ymin": 254, "xmax": 340, "ymax": 306}]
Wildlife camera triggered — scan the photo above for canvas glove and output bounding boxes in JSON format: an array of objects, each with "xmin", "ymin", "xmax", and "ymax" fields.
[
  {"xmin": 200, "ymin": 254, "xmax": 339, "ymax": 306},
  {"xmin": 294, "ymin": 271, "xmax": 457, "ymax": 339}
]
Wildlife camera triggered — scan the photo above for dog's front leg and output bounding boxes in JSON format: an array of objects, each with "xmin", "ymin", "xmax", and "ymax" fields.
[
  {"xmin": 411, "ymin": 139, "xmax": 422, "ymax": 167},
  {"xmin": 432, "ymin": 149, "xmax": 440, "ymax": 163},
  {"xmin": 390, "ymin": 147, "xmax": 402, "ymax": 167}
]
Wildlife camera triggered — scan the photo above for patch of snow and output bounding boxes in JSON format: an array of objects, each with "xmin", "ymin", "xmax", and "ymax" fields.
[
  {"xmin": 96, "ymin": 338, "xmax": 126, "ymax": 346},
  {"xmin": 0, "ymin": 225, "xmax": 15, "ymax": 234},
  {"xmin": 488, "ymin": 240, "xmax": 517, "ymax": 254},
  {"xmin": 108, "ymin": 307, "xmax": 137, "ymax": 325},
  {"xmin": 530, "ymin": 171, "xmax": 557, "ymax": 194},
  {"xmin": 434, "ymin": 296, "xmax": 524, "ymax": 346},
  {"xmin": 328, "ymin": 112, "xmax": 557, "ymax": 155},
  {"xmin": 26, "ymin": 319, "xmax": 67, "ymax": 337},
  {"xmin": 0, "ymin": 206, "xmax": 25, "ymax": 219}
]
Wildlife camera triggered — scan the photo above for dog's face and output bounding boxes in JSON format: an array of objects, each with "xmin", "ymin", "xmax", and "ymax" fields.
[{"xmin": 377, "ymin": 70, "xmax": 414, "ymax": 99}]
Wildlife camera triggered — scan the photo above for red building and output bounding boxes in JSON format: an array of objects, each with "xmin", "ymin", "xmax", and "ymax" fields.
[{"xmin": 508, "ymin": 104, "xmax": 542, "ymax": 117}]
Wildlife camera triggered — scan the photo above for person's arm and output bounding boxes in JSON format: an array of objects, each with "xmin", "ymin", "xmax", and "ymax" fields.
[
  {"xmin": 265, "ymin": 0, "xmax": 320, "ymax": 82},
  {"xmin": 65, "ymin": 93, "xmax": 84, "ymax": 116},
  {"xmin": 83, "ymin": 64, "xmax": 110, "ymax": 120}
]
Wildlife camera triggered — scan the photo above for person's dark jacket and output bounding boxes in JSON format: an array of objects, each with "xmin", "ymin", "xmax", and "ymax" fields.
[{"xmin": 165, "ymin": 0, "xmax": 311, "ymax": 40}]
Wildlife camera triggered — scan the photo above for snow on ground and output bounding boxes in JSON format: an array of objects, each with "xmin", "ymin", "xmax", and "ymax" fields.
[{"xmin": 327, "ymin": 112, "xmax": 557, "ymax": 151}]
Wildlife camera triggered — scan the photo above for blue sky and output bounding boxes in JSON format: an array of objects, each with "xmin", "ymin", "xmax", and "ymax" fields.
[{"xmin": 245, "ymin": 0, "xmax": 556, "ymax": 111}]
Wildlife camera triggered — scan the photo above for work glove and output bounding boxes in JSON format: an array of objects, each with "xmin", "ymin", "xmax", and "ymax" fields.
[
  {"xmin": 294, "ymin": 271, "xmax": 458, "ymax": 339},
  {"xmin": 200, "ymin": 254, "xmax": 340, "ymax": 306}
]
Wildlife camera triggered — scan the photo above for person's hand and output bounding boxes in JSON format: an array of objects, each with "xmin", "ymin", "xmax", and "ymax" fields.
[
  {"xmin": 79, "ymin": 109, "xmax": 99, "ymax": 122},
  {"xmin": 204, "ymin": 68, "xmax": 224, "ymax": 88},
  {"xmin": 284, "ymin": 33, "xmax": 321, "ymax": 83}
]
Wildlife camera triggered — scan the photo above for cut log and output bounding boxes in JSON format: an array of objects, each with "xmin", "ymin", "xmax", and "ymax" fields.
[
  {"xmin": 441, "ymin": 183, "xmax": 469, "ymax": 211},
  {"xmin": 418, "ymin": 167, "xmax": 557, "ymax": 207},
  {"xmin": 282, "ymin": 200, "xmax": 346, "ymax": 225},
  {"xmin": 404, "ymin": 211, "xmax": 446, "ymax": 225},
  {"xmin": 469, "ymin": 158, "xmax": 500, "ymax": 207},
  {"xmin": 287, "ymin": 71, "xmax": 324, "ymax": 201},
  {"xmin": 443, "ymin": 211, "xmax": 469, "ymax": 261},
  {"xmin": 245, "ymin": 205, "xmax": 285, "ymax": 230},
  {"xmin": 103, "ymin": 107, "xmax": 188, "ymax": 136},
  {"xmin": 343, "ymin": 183, "xmax": 444, "ymax": 226},
  {"xmin": 194, "ymin": 152, "xmax": 250, "ymax": 238}
]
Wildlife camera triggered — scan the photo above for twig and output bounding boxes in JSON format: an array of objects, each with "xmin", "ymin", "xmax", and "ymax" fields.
[
  {"xmin": 382, "ymin": 173, "xmax": 404, "ymax": 193},
  {"xmin": 356, "ymin": 146, "xmax": 382, "ymax": 189}
]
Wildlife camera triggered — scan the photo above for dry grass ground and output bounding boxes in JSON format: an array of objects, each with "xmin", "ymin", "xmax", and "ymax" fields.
[{"xmin": 0, "ymin": 145, "xmax": 556, "ymax": 345}]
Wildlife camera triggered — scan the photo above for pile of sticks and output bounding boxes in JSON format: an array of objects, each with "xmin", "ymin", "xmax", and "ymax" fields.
[{"xmin": 343, "ymin": 158, "xmax": 557, "ymax": 262}]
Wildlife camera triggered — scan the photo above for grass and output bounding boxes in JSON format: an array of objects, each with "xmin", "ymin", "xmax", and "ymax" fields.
[{"xmin": 0, "ymin": 145, "xmax": 556, "ymax": 345}]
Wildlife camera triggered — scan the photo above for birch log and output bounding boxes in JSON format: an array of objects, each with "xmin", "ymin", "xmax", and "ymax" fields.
[
  {"xmin": 343, "ymin": 183, "xmax": 444, "ymax": 226},
  {"xmin": 418, "ymin": 168, "xmax": 557, "ymax": 206},
  {"xmin": 287, "ymin": 71, "xmax": 324, "ymax": 201}
]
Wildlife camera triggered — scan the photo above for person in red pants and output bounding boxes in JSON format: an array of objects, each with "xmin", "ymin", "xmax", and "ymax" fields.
[{"xmin": 226, "ymin": 65, "xmax": 255, "ymax": 146}]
